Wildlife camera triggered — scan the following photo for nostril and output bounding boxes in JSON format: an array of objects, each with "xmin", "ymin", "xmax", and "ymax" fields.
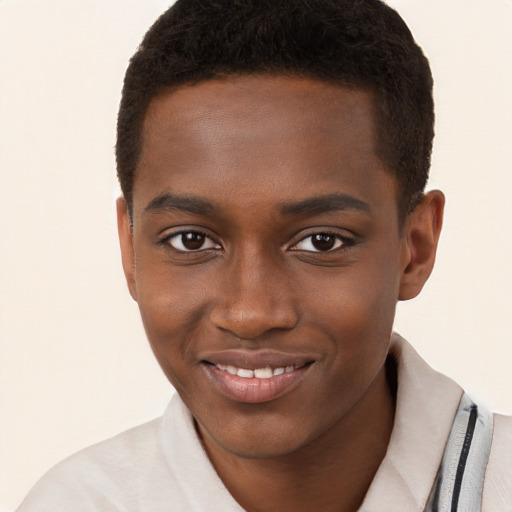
[{"xmin": 210, "ymin": 302, "xmax": 298, "ymax": 340}]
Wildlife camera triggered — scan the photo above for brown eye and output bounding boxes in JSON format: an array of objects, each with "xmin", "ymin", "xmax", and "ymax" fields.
[
  {"xmin": 311, "ymin": 233, "xmax": 336, "ymax": 251},
  {"xmin": 167, "ymin": 231, "xmax": 220, "ymax": 252},
  {"xmin": 292, "ymin": 232, "xmax": 344, "ymax": 252},
  {"xmin": 182, "ymin": 232, "xmax": 205, "ymax": 250}
]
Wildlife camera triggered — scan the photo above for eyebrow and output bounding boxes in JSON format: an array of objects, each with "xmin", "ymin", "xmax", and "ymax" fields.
[
  {"xmin": 143, "ymin": 192, "xmax": 370, "ymax": 218},
  {"xmin": 144, "ymin": 193, "xmax": 218, "ymax": 215},
  {"xmin": 279, "ymin": 193, "xmax": 371, "ymax": 216}
]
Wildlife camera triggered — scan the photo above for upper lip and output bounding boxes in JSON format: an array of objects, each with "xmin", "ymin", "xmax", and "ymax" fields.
[{"xmin": 200, "ymin": 349, "xmax": 316, "ymax": 370}]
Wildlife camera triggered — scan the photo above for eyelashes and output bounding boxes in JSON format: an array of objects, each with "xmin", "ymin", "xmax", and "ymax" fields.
[
  {"xmin": 290, "ymin": 232, "xmax": 347, "ymax": 252},
  {"xmin": 159, "ymin": 229, "xmax": 355, "ymax": 254},
  {"xmin": 163, "ymin": 231, "xmax": 221, "ymax": 252}
]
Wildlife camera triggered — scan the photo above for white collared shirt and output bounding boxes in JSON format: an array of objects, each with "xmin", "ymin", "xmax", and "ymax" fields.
[{"xmin": 17, "ymin": 334, "xmax": 512, "ymax": 511}]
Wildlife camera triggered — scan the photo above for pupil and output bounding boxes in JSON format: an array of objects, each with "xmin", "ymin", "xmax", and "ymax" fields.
[
  {"xmin": 312, "ymin": 233, "xmax": 335, "ymax": 251},
  {"xmin": 182, "ymin": 232, "xmax": 205, "ymax": 250}
]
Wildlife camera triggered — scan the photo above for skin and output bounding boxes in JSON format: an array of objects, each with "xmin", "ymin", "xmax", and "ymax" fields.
[{"xmin": 117, "ymin": 75, "xmax": 444, "ymax": 512}]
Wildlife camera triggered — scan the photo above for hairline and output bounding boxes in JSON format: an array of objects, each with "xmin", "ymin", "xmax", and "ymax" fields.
[{"xmin": 127, "ymin": 70, "xmax": 413, "ymax": 228}]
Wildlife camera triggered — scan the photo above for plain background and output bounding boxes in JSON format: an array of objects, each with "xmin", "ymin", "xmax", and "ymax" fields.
[{"xmin": 1, "ymin": 0, "xmax": 511, "ymax": 509}]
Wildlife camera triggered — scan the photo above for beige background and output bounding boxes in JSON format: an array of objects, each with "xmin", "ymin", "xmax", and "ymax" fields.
[{"xmin": 1, "ymin": 0, "xmax": 511, "ymax": 510}]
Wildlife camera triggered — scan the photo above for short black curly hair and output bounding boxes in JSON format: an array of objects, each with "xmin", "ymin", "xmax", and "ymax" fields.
[{"xmin": 116, "ymin": 0, "xmax": 434, "ymax": 220}]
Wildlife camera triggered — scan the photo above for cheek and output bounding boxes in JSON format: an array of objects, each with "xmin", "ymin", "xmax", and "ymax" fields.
[
  {"xmin": 135, "ymin": 249, "xmax": 208, "ymax": 324},
  {"xmin": 134, "ymin": 260, "xmax": 211, "ymax": 373},
  {"xmin": 299, "ymin": 260, "xmax": 400, "ymax": 379},
  {"xmin": 303, "ymin": 261, "xmax": 399, "ymax": 331}
]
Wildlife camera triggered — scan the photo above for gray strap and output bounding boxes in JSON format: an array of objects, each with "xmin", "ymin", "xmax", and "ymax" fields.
[{"xmin": 424, "ymin": 393, "xmax": 494, "ymax": 512}]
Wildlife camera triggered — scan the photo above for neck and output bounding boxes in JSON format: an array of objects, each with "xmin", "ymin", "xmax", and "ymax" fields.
[{"xmin": 199, "ymin": 360, "xmax": 396, "ymax": 512}]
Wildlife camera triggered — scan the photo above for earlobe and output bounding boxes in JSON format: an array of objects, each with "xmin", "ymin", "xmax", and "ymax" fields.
[
  {"xmin": 399, "ymin": 190, "xmax": 445, "ymax": 301},
  {"xmin": 116, "ymin": 196, "xmax": 138, "ymax": 301}
]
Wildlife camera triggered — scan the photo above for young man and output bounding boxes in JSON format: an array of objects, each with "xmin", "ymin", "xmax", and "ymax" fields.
[{"xmin": 17, "ymin": 0, "xmax": 511, "ymax": 511}]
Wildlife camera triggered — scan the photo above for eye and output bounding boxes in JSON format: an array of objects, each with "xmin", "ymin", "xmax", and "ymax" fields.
[
  {"xmin": 292, "ymin": 232, "xmax": 346, "ymax": 252},
  {"xmin": 165, "ymin": 231, "xmax": 221, "ymax": 252}
]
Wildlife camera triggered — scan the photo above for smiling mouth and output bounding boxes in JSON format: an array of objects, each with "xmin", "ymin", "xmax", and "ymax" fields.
[
  {"xmin": 202, "ymin": 357, "xmax": 314, "ymax": 403},
  {"xmin": 212, "ymin": 363, "xmax": 304, "ymax": 379}
]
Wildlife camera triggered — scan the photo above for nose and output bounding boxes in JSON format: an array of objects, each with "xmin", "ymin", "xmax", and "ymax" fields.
[{"xmin": 209, "ymin": 250, "xmax": 299, "ymax": 340}]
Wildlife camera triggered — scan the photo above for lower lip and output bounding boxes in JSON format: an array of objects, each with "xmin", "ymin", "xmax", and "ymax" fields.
[{"xmin": 203, "ymin": 363, "xmax": 312, "ymax": 404}]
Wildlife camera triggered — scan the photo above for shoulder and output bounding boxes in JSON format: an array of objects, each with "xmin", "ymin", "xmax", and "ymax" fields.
[
  {"xmin": 16, "ymin": 409, "xmax": 183, "ymax": 512},
  {"xmin": 482, "ymin": 412, "xmax": 512, "ymax": 511},
  {"xmin": 16, "ymin": 394, "xmax": 241, "ymax": 512}
]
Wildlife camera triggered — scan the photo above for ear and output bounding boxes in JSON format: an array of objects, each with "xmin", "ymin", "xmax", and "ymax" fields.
[
  {"xmin": 116, "ymin": 196, "xmax": 138, "ymax": 301},
  {"xmin": 399, "ymin": 190, "xmax": 445, "ymax": 301}
]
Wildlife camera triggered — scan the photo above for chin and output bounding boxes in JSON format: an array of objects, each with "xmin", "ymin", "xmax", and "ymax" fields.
[
  {"xmin": 212, "ymin": 433, "xmax": 310, "ymax": 460},
  {"xmin": 195, "ymin": 409, "xmax": 333, "ymax": 462}
]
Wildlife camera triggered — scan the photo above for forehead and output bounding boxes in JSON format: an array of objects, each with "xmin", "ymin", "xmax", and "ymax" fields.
[
  {"xmin": 140, "ymin": 76, "xmax": 377, "ymax": 169},
  {"xmin": 134, "ymin": 75, "xmax": 397, "ymax": 220},
  {"xmin": 143, "ymin": 75, "xmax": 375, "ymax": 136}
]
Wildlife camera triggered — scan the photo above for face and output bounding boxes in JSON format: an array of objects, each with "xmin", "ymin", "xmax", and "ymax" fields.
[{"xmin": 119, "ymin": 76, "xmax": 416, "ymax": 459}]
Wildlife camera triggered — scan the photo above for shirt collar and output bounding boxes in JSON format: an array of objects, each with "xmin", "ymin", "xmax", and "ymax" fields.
[
  {"xmin": 161, "ymin": 333, "xmax": 463, "ymax": 511},
  {"xmin": 360, "ymin": 333, "xmax": 463, "ymax": 511}
]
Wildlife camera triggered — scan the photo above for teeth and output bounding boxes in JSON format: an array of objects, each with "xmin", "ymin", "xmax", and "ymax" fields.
[
  {"xmin": 215, "ymin": 364, "xmax": 296, "ymax": 378},
  {"xmin": 254, "ymin": 367, "xmax": 273, "ymax": 378}
]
